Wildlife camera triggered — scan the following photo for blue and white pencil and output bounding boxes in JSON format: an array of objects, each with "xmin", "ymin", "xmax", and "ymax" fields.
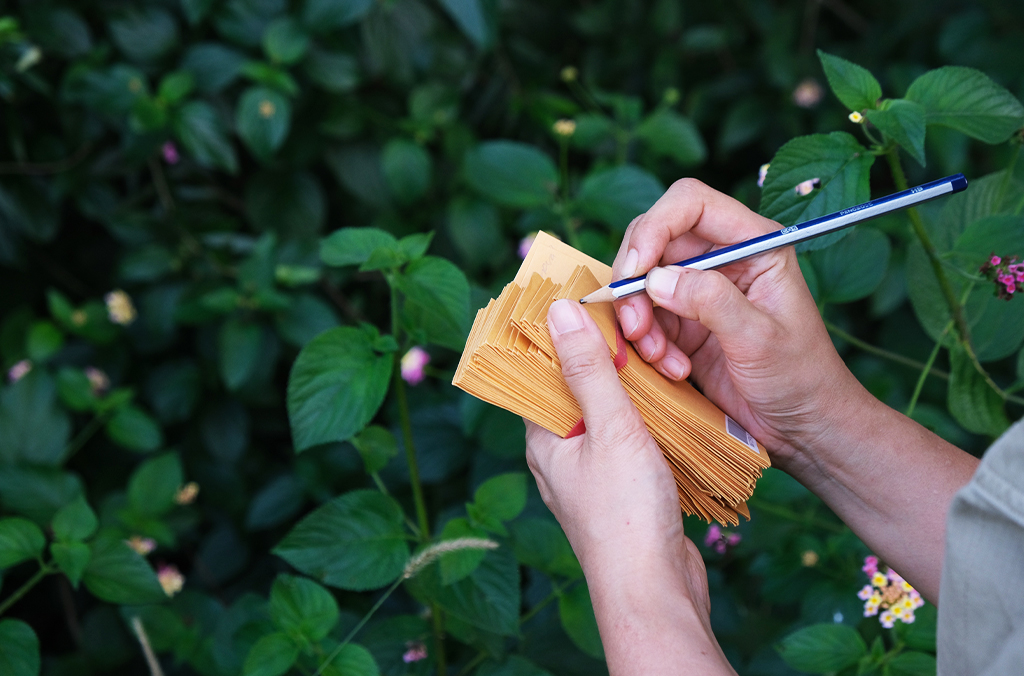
[{"xmin": 579, "ymin": 173, "xmax": 968, "ymax": 304}]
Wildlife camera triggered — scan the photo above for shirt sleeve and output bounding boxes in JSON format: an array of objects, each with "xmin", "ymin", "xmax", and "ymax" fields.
[{"xmin": 938, "ymin": 417, "xmax": 1024, "ymax": 676}]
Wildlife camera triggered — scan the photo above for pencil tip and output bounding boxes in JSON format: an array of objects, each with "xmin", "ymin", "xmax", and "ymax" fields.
[{"xmin": 578, "ymin": 298, "xmax": 587, "ymax": 304}]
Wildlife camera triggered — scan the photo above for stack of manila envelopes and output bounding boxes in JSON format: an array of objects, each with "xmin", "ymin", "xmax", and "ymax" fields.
[{"xmin": 454, "ymin": 232, "xmax": 770, "ymax": 525}]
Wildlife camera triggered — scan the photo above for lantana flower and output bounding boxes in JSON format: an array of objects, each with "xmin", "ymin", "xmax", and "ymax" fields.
[
  {"xmin": 401, "ymin": 347, "xmax": 430, "ymax": 385},
  {"xmin": 105, "ymin": 290, "xmax": 137, "ymax": 325},
  {"xmin": 857, "ymin": 555, "xmax": 924, "ymax": 626},
  {"xmin": 704, "ymin": 524, "xmax": 741, "ymax": 554},
  {"xmin": 157, "ymin": 564, "xmax": 185, "ymax": 597},
  {"xmin": 980, "ymin": 253, "xmax": 1023, "ymax": 300}
]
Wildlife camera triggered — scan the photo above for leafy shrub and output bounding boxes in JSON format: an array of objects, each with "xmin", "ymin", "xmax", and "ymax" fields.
[{"xmin": 0, "ymin": 1, "xmax": 1022, "ymax": 676}]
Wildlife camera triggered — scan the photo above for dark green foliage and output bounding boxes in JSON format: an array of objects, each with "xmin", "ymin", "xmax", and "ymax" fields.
[{"xmin": 0, "ymin": 1, "xmax": 1022, "ymax": 674}]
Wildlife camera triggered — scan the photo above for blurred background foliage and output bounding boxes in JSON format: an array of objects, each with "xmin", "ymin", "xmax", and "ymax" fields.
[{"xmin": 0, "ymin": 0, "xmax": 1022, "ymax": 675}]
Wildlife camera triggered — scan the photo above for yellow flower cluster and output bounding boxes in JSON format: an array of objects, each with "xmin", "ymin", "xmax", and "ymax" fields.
[
  {"xmin": 857, "ymin": 557, "xmax": 924, "ymax": 628},
  {"xmin": 104, "ymin": 290, "xmax": 137, "ymax": 325}
]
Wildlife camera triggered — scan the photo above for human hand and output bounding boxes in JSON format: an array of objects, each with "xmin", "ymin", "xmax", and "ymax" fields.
[
  {"xmin": 524, "ymin": 298, "xmax": 733, "ymax": 675},
  {"xmin": 610, "ymin": 178, "xmax": 871, "ymax": 467},
  {"xmin": 524, "ymin": 298, "xmax": 709, "ymax": 607}
]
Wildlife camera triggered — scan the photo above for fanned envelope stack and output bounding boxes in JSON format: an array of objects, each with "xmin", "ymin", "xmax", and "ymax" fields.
[{"xmin": 454, "ymin": 232, "xmax": 770, "ymax": 525}]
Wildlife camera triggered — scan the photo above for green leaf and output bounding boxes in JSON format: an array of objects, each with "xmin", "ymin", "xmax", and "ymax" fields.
[
  {"xmin": 406, "ymin": 545, "xmax": 520, "ymax": 636},
  {"xmin": 477, "ymin": 656, "xmax": 555, "ymax": 676},
  {"xmin": 635, "ymin": 110, "xmax": 707, "ymax": 166},
  {"xmin": 321, "ymin": 644, "xmax": 379, "ymax": 676},
  {"xmin": 948, "ymin": 344, "xmax": 1009, "ymax": 436},
  {"xmin": 398, "ymin": 256, "xmax": 471, "ymax": 351},
  {"xmin": 399, "ymin": 233, "xmax": 434, "ymax": 261},
  {"xmin": 246, "ymin": 171, "xmax": 326, "ymax": 237},
  {"xmin": 351, "ymin": 425, "xmax": 398, "ymax": 474},
  {"xmin": 471, "ymin": 472, "xmax": 527, "ymax": 526},
  {"xmin": 866, "ymin": 99, "xmax": 927, "ymax": 166},
  {"xmin": 382, "ymin": 139, "xmax": 432, "ymax": 205},
  {"xmin": 320, "ymin": 227, "xmax": 398, "ymax": 268},
  {"xmin": 236, "ymin": 86, "xmax": 291, "ymax": 161},
  {"xmin": 263, "ymin": 17, "xmax": 309, "ymax": 65},
  {"xmin": 243, "ymin": 632, "xmax": 299, "ymax": 676},
  {"xmin": 0, "ymin": 517, "xmax": 45, "ymax": 568},
  {"xmin": 128, "ymin": 453, "xmax": 184, "ymax": 518},
  {"xmin": 157, "ymin": 71, "xmax": 194, "ymax": 103},
  {"xmin": 558, "ymin": 582, "xmax": 604, "ymax": 659},
  {"xmin": 181, "ymin": 43, "xmax": 246, "ymax": 94},
  {"xmin": 273, "ymin": 490, "xmax": 409, "ymax": 590},
  {"xmin": 26, "ymin": 321, "xmax": 63, "ymax": 361},
  {"xmin": 51, "ymin": 494, "xmax": 98, "ymax": 542},
  {"xmin": 887, "ymin": 651, "xmax": 937, "ymax": 676},
  {"xmin": 304, "ymin": 49, "xmax": 360, "ymax": 93},
  {"xmin": 0, "ymin": 468, "xmax": 83, "ymax": 525},
  {"xmin": 509, "ymin": 518, "xmax": 582, "ymax": 579},
  {"xmin": 51, "ymin": 541, "xmax": 90, "ymax": 588},
  {"xmin": 106, "ymin": 406, "xmax": 163, "ymax": 453},
  {"xmin": 109, "ymin": 8, "xmax": 178, "ymax": 63},
  {"xmin": 759, "ymin": 132, "xmax": 875, "ymax": 250},
  {"xmin": 893, "ymin": 603, "xmax": 937, "ymax": 652},
  {"xmin": 302, "ymin": 0, "xmax": 374, "ymax": 31},
  {"xmin": 0, "ymin": 370, "xmax": 71, "ymax": 466},
  {"xmin": 439, "ymin": 517, "xmax": 489, "ymax": 585},
  {"xmin": 577, "ymin": 165, "xmax": 665, "ymax": 232},
  {"xmin": 810, "ymin": 227, "xmax": 891, "ymax": 303},
  {"xmin": 246, "ymin": 474, "xmax": 305, "ymax": 531},
  {"xmin": 447, "ymin": 198, "xmax": 504, "ymax": 269},
  {"xmin": 275, "ymin": 294, "xmax": 340, "ymax": 348},
  {"xmin": 56, "ymin": 368, "xmax": 95, "ymax": 412},
  {"xmin": 241, "ymin": 61, "xmax": 300, "ymax": 96},
  {"xmin": 82, "ymin": 533, "xmax": 167, "ymax": 605},
  {"xmin": 817, "ymin": 50, "xmax": 882, "ymax": 112},
  {"xmin": 438, "ymin": 0, "xmax": 492, "ymax": 49},
  {"xmin": 0, "ymin": 619, "xmax": 40, "ymax": 676},
  {"xmin": 464, "ymin": 141, "xmax": 558, "ymax": 208},
  {"xmin": 776, "ymin": 623, "xmax": 866, "ymax": 673},
  {"xmin": 220, "ymin": 319, "xmax": 263, "ymax": 390},
  {"xmin": 286, "ymin": 326, "xmax": 393, "ymax": 452},
  {"xmin": 173, "ymin": 101, "xmax": 239, "ymax": 173},
  {"xmin": 269, "ymin": 574, "xmax": 340, "ymax": 642},
  {"xmin": 906, "ymin": 66, "xmax": 1024, "ymax": 144},
  {"xmin": 953, "ymin": 214, "xmax": 1024, "ymax": 261}
]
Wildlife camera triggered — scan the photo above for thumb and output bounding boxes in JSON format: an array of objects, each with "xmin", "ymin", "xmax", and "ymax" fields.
[
  {"xmin": 547, "ymin": 299, "xmax": 642, "ymax": 439},
  {"xmin": 643, "ymin": 266, "xmax": 773, "ymax": 356}
]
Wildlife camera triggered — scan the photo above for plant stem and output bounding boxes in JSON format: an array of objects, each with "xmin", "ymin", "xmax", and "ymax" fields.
[
  {"xmin": 370, "ymin": 472, "xmax": 421, "ymax": 538},
  {"xmin": 389, "ymin": 278, "xmax": 445, "ymax": 676},
  {"xmin": 823, "ymin": 319, "xmax": 949, "ymax": 381},
  {"xmin": 457, "ymin": 651, "xmax": 488, "ymax": 676},
  {"xmin": 64, "ymin": 413, "xmax": 108, "ymax": 462},
  {"xmin": 389, "ymin": 283, "xmax": 431, "ymax": 541},
  {"xmin": 314, "ymin": 577, "xmax": 404, "ymax": 676},
  {"xmin": 905, "ymin": 322, "xmax": 952, "ymax": 418},
  {"xmin": 519, "ymin": 579, "xmax": 576, "ymax": 626},
  {"xmin": 746, "ymin": 497, "xmax": 846, "ymax": 534},
  {"xmin": 0, "ymin": 565, "xmax": 50, "ymax": 616},
  {"xmin": 885, "ymin": 149, "xmax": 971, "ymax": 346}
]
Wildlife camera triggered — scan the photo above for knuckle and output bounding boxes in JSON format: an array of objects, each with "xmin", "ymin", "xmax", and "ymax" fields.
[
  {"xmin": 560, "ymin": 351, "xmax": 605, "ymax": 383},
  {"xmin": 669, "ymin": 176, "xmax": 707, "ymax": 197},
  {"xmin": 691, "ymin": 272, "xmax": 731, "ymax": 316}
]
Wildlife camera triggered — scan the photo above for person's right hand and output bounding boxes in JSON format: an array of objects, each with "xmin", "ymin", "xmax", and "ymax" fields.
[{"xmin": 610, "ymin": 178, "xmax": 871, "ymax": 467}]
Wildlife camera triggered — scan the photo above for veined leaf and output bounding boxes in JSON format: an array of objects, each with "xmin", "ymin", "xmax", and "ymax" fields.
[
  {"xmin": 906, "ymin": 66, "xmax": 1024, "ymax": 144},
  {"xmin": 817, "ymin": 50, "xmax": 882, "ymax": 112}
]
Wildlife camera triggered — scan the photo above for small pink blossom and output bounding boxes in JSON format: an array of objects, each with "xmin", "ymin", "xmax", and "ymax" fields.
[
  {"xmin": 990, "ymin": 255, "xmax": 1002, "ymax": 266},
  {"xmin": 792, "ymin": 79, "xmax": 824, "ymax": 108},
  {"xmin": 401, "ymin": 347, "xmax": 430, "ymax": 385},
  {"xmin": 85, "ymin": 367, "xmax": 110, "ymax": 395},
  {"xmin": 726, "ymin": 533, "xmax": 742, "ymax": 546},
  {"xmin": 162, "ymin": 142, "xmax": 179, "ymax": 165},
  {"xmin": 862, "ymin": 555, "xmax": 879, "ymax": 576},
  {"xmin": 757, "ymin": 163, "xmax": 770, "ymax": 188},
  {"xmin": 519, "ymin": 232, "xmax": 538, "ymax": 259},
  {"xmin": 705, "ymin": 525, "xmax": 740, "ymax": 554},
  {"xmin": 794, "ymin": 178, "xmax": 821, "ymax": 196},
  {"xmin": 7, "ymin": 359, "xmax": 31, "ymax": 383},
  {"xmin": 157, "ymin": 564, "xmax": 184, "ymax": 597},
  {"xmin": 125, "ymin": 536, "xmax": 157, "ymax": 555},
  {"xmin": 703, "ymin": 525, "xmax": 721, "ymax": 547},
  {"xmin": 402, "ymin": 641, "xmax": 428, "ymax": 663},
  {"xmin": 857, "ymin": 585, "xmax": 874, "ymax": 601}
]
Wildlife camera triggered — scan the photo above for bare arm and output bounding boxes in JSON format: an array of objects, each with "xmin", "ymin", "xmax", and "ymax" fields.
[{"xmin": 612, "ymin": 178, "xmax": 978, "ymax": 602}]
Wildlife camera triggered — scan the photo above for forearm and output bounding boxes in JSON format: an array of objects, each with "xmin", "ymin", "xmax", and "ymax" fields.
[
  {"xmin": 777, "ymin": 389, "xmax": 979, "ymax": 602},
  {"xmin": 584, "ymin": 552, "xmax": 736, "ymax": 676}
]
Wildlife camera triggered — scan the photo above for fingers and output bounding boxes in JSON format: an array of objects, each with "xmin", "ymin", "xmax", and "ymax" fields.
[
  {"xmin": 547, "ymin": 299, "xmax": 645, "ymax": 442},
  {"xmin": 644, "ymin": 266, "xmax": 776, "ymax": 357},
  {"xmin": 624, "ymin": 178, "xmax": 778, "ymax": 278}
]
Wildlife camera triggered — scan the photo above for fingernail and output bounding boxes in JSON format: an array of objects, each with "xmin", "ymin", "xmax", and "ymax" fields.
[
  {"xmin": 621, "ymin": 248, "xmax": 640, "ymax": 278},
  {"xmin": 646, "ymin": 267, "xmax": 678, "ymax": 300},
  {"xmin": 618, "ymin": 305, "xmax": 639, "ymax": 337},
  {"xmin": 549, "ymin": 299, "xmax": 584, "ymax": 336},
  {"xmin": 636, "ymin": 333, "xmax": 656, "ymax": 360},
  {"xmin": 662, "ymin": 356, "xmax": 685, "ymax": 380}
]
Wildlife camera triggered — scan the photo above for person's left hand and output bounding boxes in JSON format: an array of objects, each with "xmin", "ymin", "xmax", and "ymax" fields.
[{"xmin": 524, "ymin": 298, "xmax": 709, "ymax": 612}]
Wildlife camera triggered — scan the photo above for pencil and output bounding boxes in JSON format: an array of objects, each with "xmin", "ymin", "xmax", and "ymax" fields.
[{"xmin": 579, "ymin": 173, "xmax": 968, "ymax": 304}]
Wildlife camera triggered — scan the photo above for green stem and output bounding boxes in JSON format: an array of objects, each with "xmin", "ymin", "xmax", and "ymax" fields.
[
  {"xmin": 746, "ymin": 497, "xmax": 846, "ymax": 534},
  {"xmin": 457, "ymin": 652, "xmax": 488, "ymax": 676},
  {"xmin": 315, "ymin": 577, "xmax": 404, "ymax": 676},
  {"xmin": 0, "ymin": 565, "xmax": 51, "ymax": 616},
  {"xmin": 559, "ymin": 138, "xmax": 570, "ymax": 205},
  {"xmin": 63, "ymin": 413, "xmax": 108, "ymax": 462},
  {"xmin": 905, "ymin": 321, "xmax": 952, "ymax": 419},
  {"xmin": 823, "ymin": 319, "xmax": 949, "ymax": 381},
  {"xmin": 886, "ymin": 149, "xmax": 971, "ymax": 346},
  {"xmin": 370, "ymin": 472, "xmax": 421, "ymax": 538},
  {"xmin": 519, "ymin": 578, "xmax": 577, "ymax": 626},
  {"xmin": 431, "ymin": 611, "xmax": 447, "ymax": 676},
  {"xmin": 996, "ymin": 144, "xmax": 1020, "ymax": 211}
]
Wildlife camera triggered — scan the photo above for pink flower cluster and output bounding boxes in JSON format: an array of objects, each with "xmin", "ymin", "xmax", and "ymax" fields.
[
  {"xmin": 704, "ymin": 524, "xmax": 741, "ymax": 554},
  {"xmin": 401, "ymin": 347, "xmax": 430, "ymax": 385},
  {"xmin": 857, "ymin": 556, "xmax": 923, "ymax": 628},
  {"xmin": 402, "ymin": 640, "xmax": 428, "ymax": 663},
  {"xmin": 980, "ymin": 254, "xmax": 1023, "ymax": 300}
]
